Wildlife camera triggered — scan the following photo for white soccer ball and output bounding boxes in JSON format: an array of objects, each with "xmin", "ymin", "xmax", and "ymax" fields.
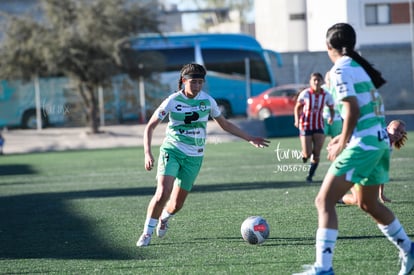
[{"xmin": 240, "ymin": 216, "xmax": 270, "ymax": 245}]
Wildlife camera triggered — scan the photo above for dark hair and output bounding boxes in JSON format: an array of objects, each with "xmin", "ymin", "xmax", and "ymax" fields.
[
  {"xmin": 178, "ymin": 63, "xmax": 207, "ymax": 90},
  {"xmin": 326, "ymin": 23, "xmax": 386, "ymax": 89},
  {"xmin": 310, "ymin": 72, "xmax": 323, "ymax": 80}
]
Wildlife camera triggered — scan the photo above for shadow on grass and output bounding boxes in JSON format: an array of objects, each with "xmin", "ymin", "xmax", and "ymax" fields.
[
  {"xmin": 0, "ymin": 164, "xmax": 37, "ymax": 176},
  {"xmin": 193, "ymin": 234, "xmax": 414, "ymax": 247},
  {"xmin": 193, "ymin": 180, "xmax": 311, "ymax": 193},
  {"xmin": 0, "ymin": 188, "xmax": 158, "ymax": 261},
  {"xmin": 0, "ymin": 180, "xmax": 312, "ymax": 261}
]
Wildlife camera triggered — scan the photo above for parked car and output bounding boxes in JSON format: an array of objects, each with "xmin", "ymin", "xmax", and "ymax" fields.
[{"xmin": 247, "ymin": 83, "xmax": 308, "ymax": 120}]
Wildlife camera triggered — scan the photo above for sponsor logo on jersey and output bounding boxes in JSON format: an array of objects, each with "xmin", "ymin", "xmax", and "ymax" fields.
[
  {"xmin": 158, "ymin": 109, "xmax": 167, "ymax": 119},
  {"xmin": 175, "ymin": 104, "xmax": 182, "ymax": 111}
]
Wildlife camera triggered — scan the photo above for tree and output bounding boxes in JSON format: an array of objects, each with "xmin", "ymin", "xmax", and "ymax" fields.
[{"xmin": 0, "ymin": 0, "xmax": 161, "ymax": 133}]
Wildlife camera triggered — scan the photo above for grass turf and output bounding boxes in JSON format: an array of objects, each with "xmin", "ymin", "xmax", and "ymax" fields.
[{"xmin": 0, "ymin": 134, "xmax": 413, "ymax": 274}]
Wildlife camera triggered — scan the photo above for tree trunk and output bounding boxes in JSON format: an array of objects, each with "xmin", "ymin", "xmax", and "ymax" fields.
[{"xmin": 78, "ymin": 83, "xmax": 100, "ymax": 134}]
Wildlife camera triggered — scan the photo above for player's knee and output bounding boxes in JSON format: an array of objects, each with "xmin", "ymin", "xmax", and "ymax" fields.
[
  {"xmin": 167, "ymin": 200, "xmax": 185, "ymax": 213},
  {"xmin": 357, "ymin": 200, "xmax": 375, "ymax": 213},
  {"xmin": 154, "ymin": 189, "xmax": 171, "ymax": 205},
  {"xmin": 315, "ymin": 193, "xmax": 338, "ymax": 212},
  {"xmin": 314, "ymin": 195, "xmax": 325, "ymax": 209}
]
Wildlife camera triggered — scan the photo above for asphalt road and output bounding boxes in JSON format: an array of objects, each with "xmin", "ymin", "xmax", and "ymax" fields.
[
  {"xmin": 0, "ymin": 118, "xmax": 262, "ymax": 155},
  {"xmin": 1, "ymin": 112, "xmax": 412, "ymax": 155}
]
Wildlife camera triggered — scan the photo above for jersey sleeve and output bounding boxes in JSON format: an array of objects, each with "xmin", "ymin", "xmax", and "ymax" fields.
[
  {"xmin": 209, "ymin": 97, "xmax": 222, "ymax": 118},
  {"xmin": 155, "ymin": 96, "xmax": 173, "ymax": 121},
  {"xmin": 297, "ymin": 89, "xmax": 308, "ymax": 104}
]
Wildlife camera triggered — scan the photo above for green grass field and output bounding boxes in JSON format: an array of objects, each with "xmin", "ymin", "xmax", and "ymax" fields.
[{"xmin": 0, "ymin": 134, "xmax": 413, "ymax": 274}]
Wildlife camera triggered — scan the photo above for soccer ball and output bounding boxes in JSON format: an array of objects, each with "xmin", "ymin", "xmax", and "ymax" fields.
[{"xmin": 240, "ymin": 216, "xmax": 270, "ymax": 245}]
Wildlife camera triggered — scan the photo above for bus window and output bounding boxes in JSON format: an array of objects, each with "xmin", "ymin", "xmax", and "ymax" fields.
[
  {"xmin": 131, "ymin": 33, "xmax": 281, "ymax": 117},
  {"xmin": 138, "ymin": 47, "xmax": 195, "ymax": 72},
  {"xmin": 202, "ymin": 49, "xmax": 271, "ymax": 83}
]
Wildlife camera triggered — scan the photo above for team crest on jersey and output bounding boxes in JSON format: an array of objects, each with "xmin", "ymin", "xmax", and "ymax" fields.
[{"xmin": 199, "ymin": 101, "xmax": 206, "ymax": 112}]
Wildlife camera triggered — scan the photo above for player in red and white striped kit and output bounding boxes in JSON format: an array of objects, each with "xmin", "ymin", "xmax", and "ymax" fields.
[{"xmin": 294, "ymin": 72, "xmax": 335, "ymax": 182}]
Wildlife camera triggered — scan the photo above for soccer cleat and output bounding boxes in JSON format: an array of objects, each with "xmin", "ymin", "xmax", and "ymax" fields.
[
  {"xmin": 306, "ymin": 176, "xmax": 313, "ymax": 183},
  {"xmin": 156, "ymin": 219, "xmax": 169, "ymax": 238},
  {"xmin": 136, "ymin": 233, "xmax": 152, "ymax": 247},
  {"xmin": 292, "ymin": 265, "xmax": 334, "ymax": 275},
  {"xmin": 399, "ymin": 242, "xmax": 414, "ymax": 275}
]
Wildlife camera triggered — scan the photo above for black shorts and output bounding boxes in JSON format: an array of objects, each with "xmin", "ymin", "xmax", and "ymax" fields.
[{"xmin": 299, "ymin": 129, "xmax": 324, "ymax": 136}]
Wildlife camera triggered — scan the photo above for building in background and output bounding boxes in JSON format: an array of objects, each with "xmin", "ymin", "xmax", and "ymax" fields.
[
  {"xmin": 2, "ymin": 0, "xmax": 411, "ymax": 52},
  {"xmin": 255, "ymin": 0, "xmax": 307, "ymax": 52},
  {"xmin": 255, "ymin": 0, "xmax": 413, "ymax": 52},
  {"xmin": 254, "ymin": 0, "xmax": 414, "ymax": 110},
  {"xmin": 158, "ymin": 0, "xmax": 253, "ymax": 35}
]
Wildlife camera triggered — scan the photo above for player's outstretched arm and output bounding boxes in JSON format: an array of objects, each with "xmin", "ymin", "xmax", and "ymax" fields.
[{"xmin": 213, "ymin": 115, "xmax": 270, "ymax": 148}]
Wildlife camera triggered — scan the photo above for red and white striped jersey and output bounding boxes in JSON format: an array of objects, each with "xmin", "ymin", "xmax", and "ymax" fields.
[{"xmin": 297, "ymin": 88, "xmax": 334, "ymax": 131}]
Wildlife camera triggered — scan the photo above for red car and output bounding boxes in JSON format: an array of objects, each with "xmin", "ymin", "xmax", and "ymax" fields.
[{"xmin": 247, "ymin": 83, "xmax": 307, "ymax": 120}]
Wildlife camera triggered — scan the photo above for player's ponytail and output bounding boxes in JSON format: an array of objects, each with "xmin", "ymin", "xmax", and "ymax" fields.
[{"xmin": 326, "ymin": 23, "xmax": 386, "ymax": 89}]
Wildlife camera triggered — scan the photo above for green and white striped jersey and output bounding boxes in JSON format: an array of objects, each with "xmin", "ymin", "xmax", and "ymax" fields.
[
  {"xmin": 156, "ymin": 90, "xmax": 222, "ymax": 156},
  {"xmin": 329, "ymin": 56, "xmax": 388, "ymax": 150},
  {"xmin": 322, "ymin": 85, "xmax": 342, "ymax": 121}
]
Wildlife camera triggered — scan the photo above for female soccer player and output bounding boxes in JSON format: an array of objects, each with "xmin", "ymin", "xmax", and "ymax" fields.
[
  {"xmin": 293, "ymin": 23, "xmax": 413, "ymax": 275},
  {"xmin": 294, "ymin": 72, "xmax": 335, "ymax": 182},
  {"xmin": 136, "ymin": 63, "xmax": 270, "ymax": 247}
]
